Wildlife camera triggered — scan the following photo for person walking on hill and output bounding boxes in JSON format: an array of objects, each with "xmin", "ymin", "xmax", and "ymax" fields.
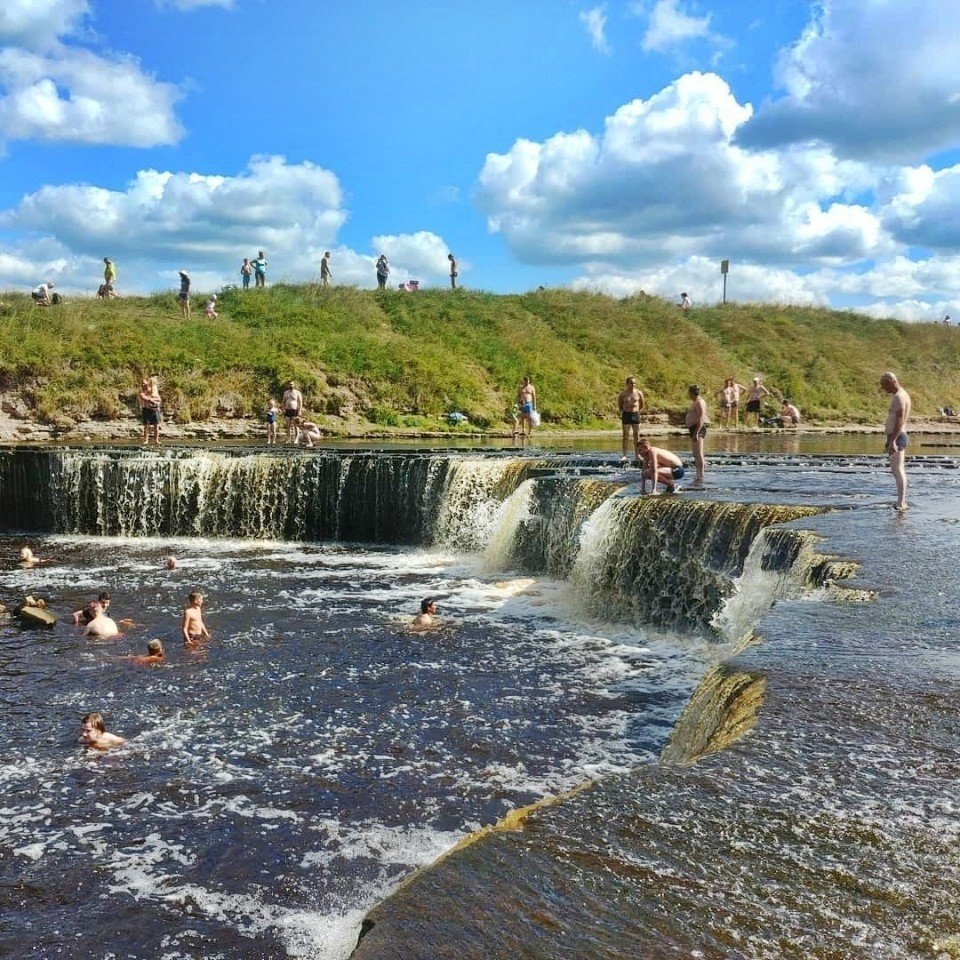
[
  {"xmin": 252, "ymin": 251, "xmax": 268, "ymax": 288},
  {"xmin": 679, "ymin": 292, "xmax": 692, "ymax": 310},
  {"xmin": 448, "ymin": 253, "xmax": 458, "ymax": 290},
  {"xmin": 617, "ymin": 377, "xmax": 645, "ymax": 457},
  {"xmin": 744, "ymin": 377, "xmax": 770, "ymax": 428},
  {"xmin": 320, "ymin": 252, "xmax": 332, "ymax": 288},
  {"xmin": 881, "ymin": 371, "xmax": 911, "ymax": 512},
  {"xmin": 240, "ymin": 258, "xmax": 253, "ymax": 290},
  {"xmin": 517, "ymin": 376, "xmax": 537, "ymax": 440},
  {"xmin": 376, "ymin": 254, "xmax": 390, "ymax": 290},
  {"xmin": 177, "ymin": 271, "xmax": 191, "ymax": 317},
  {"xmin": 717, "ymin": 378, "xmax": 747, "ymax": 430},
  {"xmin": 685, "ymin": 385, "xmax": 709, "ymax": 484}
]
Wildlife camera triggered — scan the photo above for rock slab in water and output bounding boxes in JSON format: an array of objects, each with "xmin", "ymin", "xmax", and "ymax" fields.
[{"xmin": 18, "ymin": 604, "xmax": 57, "ymax": 627}]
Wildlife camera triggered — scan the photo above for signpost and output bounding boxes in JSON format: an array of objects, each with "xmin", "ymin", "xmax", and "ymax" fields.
[{"xmin": 720, "ymin": 259, "xmax": 729, "ymax": 304}]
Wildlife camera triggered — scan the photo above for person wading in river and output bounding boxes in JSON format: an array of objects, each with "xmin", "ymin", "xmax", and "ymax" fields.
[{"xmin": 881, "ymin": 371, "xmax": 911, "ymax": 512}]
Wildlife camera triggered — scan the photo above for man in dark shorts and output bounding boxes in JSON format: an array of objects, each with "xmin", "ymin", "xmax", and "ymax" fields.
[
  {"xmin": 636, "ymin": 437, "xmax": 685, "ymax": 494},
  {"xmin": 617, "ymin": 377, "xmax": 646, "ymax": 457},
  {"xmin": 685, "ymin": 384, "xmax": 709, "ymax": 483},
  {"xmin": 745, "ymin": 377, "xmax": 770, "ymax": 427},
  {"xmin": 282, "ymin": 380, "xmax": 303, "ymax": 442}
]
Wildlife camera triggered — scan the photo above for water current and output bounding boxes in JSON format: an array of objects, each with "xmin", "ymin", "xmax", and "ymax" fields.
[{"xmin": 1, "ymin": 445, "xmax": 958, "ymax": 960}]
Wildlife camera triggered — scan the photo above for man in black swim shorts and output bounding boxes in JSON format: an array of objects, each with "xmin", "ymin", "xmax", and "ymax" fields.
[
  {"xmin": 281, "ymin": 380, "xmax": 303, "ymax": 442},
  {"xmin": 617, "ymin": 377, "xmax": 646, "ymax": 457}
]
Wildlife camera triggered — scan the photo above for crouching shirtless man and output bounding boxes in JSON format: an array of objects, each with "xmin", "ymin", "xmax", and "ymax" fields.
[{"xmin": 636, "ymin": 437, "xmax": 685, "ymax": 494}]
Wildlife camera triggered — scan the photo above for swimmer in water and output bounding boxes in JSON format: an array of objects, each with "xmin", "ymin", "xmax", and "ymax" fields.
[
  {"xmin": 166, "ymin": 556, "xmax": 178, "ymax": 570},
  {"xmin": 182, "ymin": 591, "xmax": 210, "ymax": 646},
  {"xmin": 129, "ymin": 639, "xmax": 165, "ymax": 665},
  {"xmin": 73, "ymin": 591, "xmax": 111, "ymax": 625},
  {"xmin": 83, "ymin": 605, "xmax": 121, "ymax": 639},
  {"xmin": 411, "ymin": 597, "xmax": 439, "ymax": 630},
  {"xmin": 78, "ymin": 712, "xmax": 125, "ymax": 751},
  {"xmin": 19, "ymin": 547, "xmax": 45, "ymax": 567}
]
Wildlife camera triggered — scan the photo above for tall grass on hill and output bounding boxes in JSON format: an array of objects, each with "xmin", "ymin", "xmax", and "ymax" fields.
[{"xmin": 0, "ymin": 286, "xmax": 958, "ymax": 429}]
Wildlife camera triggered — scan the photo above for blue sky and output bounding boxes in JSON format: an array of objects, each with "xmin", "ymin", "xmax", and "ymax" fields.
[{"xmin": 2, "ymin": 0, "xmax": 960, "ymax": 321}]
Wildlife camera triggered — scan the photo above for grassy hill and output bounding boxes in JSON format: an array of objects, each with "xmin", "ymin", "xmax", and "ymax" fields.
[{"xmin": 0, "ymin": 285, "xmax": 957, "ymax": 432}]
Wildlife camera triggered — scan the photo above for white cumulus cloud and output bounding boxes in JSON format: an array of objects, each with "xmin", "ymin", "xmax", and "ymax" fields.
[
  {"xmin": 638, "ymin": 0, "xmax": 713, "ymax": 52},
  {"xmin": 477, "ymin": 71, "xmax": 884, "ymax": 270},
  {"xmin": 580, "ymin": 6, "xmax": 611, "ymax": 54},
  {"xmin": 740, "ymin": 0, "xmax": 960, "ymax": 161}
]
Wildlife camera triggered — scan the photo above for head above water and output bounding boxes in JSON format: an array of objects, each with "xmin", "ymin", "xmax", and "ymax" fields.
[
  {"xmin": 147, "ymin": 639, "xmax": 164, "ymax": 656},
  {"xmin": 420, "ymin": 597, "xmax": 437, "ymax": 614}
]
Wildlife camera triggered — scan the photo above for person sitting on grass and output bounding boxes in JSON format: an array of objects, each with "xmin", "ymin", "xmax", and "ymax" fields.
[{"xmin": 204, "ymin": 294, "xmax": 218, "ymax": 319}]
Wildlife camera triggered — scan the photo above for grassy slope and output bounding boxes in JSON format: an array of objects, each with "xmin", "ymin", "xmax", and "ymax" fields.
[{"xmin": 0, "ymin": 285, "xmax": 957, "ymax": 429}]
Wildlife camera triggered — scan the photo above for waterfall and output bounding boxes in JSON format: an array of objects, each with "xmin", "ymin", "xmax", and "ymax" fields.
[{"xmin": 0, "ymin": 447, "xmax": 839, "ymax": 635}]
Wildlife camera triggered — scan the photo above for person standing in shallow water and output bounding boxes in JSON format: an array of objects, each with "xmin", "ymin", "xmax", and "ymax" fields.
[
  {"xmin": 139, "ymin": 376, "xmax": 162, "ymax": 445},
  {"xmin": 685, "ymin": 384, "xmax": 709, "ymax": 484},
  {"xmin": 617, "ymin": 377, "xmax": 645, "ymax": 457},
  {"xmin": 517, "ymin": 376, "xmax": 537, "ymax": 440},
  {"xmin": 881, "ymin": 371, "xmax": 911, "ymax": 512}
]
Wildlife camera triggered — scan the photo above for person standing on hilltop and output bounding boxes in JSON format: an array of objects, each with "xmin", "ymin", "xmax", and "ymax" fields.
[
  {"xmin": 103, "ymin": 258, "xmax": 116, "ymax": 293},
  {"xmin": 240, "ymin": 258, "xmax": 253, "ymax": 290},
  {"xmin": 881, "ymin": 371, "xmax": 911, "ymax": 512},
  {"xmin": 321, "ymin": 252, "xmax": 332, "ymax": 288},
  {"xmin": 252, "ymin": 251, "xmax": 268, "ymax": 288},
  {"xmin": 376, "ymin": 254, "xmax": 390, "ymax": 290},
  {"xmin": 448, "ymin": 253, "xmax": 458, "ymax": 290},
  {"xmin": 617, "ymin": 377, "xmax": 645, "ymax": 458},
  {"xmin": 177, "ymin": 270, "xmax": 191, "ymax": 317},
  {"xmin": 685, "ymin": 385, "xmax": 709, "ymax": 484},
  {"xmin": 679, "ymin": 292, "xmax": 692, "ymax": 310}
]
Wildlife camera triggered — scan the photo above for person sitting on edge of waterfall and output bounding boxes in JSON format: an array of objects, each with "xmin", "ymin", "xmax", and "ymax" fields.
[
  {"xmin": 635, "ymin": 437, "xmax": 685, "ymax": 495},
  {"xmin": 182, "ymin": 591, "xmax": 210, "ymax": 646},
  {"xmin": 294, "ymin": 416, "xmax": 322, "ymax": 447},
  {"xmin": 78, "ymin": 712, "xmax": 125, "ymax": 751},
  {"xmin": 617, "ymin": 377, "xmax": 646, "ymax": 458},
  {"xmin": 73, "ymin": 591, "xmax": 111, "ymax": 626},
  {"xmin": 412, "ymin": 597, "xmax": 439, "ymax": 630}
]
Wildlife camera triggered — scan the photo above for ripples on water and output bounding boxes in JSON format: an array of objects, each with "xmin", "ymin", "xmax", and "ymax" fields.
[{"xmin": 0, "ymin": 535, "xmax": 703, "ymax": 959}]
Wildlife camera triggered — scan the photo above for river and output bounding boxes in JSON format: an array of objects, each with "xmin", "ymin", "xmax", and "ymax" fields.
[{"xmin": 0, "ymin": 444, "xmax": 957, "ymax": 959}]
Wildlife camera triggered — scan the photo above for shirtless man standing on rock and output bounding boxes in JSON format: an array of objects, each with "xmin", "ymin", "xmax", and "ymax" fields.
[
  {"xmin": 636, "ymin": 437, "xmax": 685, "ymax": 494},
  {"xmin": 618, "ymin": 377, "xmax": 645, "ymax": 457},
  {"xmin": 282, "ymin": 380, "xmax": 303, "ymax": 443},
  {"xmin": 880, "ymin": 371, "xmax": 911, "ymax": 512}
]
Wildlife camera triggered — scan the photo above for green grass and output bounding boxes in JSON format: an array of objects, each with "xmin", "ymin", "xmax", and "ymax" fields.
[{"xmin": 0, "ymin": 286, "xmax": 957, "ymax": 429}]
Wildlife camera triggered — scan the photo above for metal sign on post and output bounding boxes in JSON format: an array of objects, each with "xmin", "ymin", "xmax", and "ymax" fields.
[{"xmin": 720, "ymin": 259, "xmax": 729, "ymax": 303}]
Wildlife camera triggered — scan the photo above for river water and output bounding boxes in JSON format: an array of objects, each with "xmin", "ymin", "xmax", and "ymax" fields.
[{"xmin": 1, "ymin": 445, "xmax": 958, "ymax": 959}]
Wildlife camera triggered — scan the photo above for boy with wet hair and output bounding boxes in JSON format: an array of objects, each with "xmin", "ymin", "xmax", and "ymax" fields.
[
  {"xmin": 78, "ymin": 712, "xmax": 125, "ymax": 750},
  {"xmin": 130, "ymin": 639, "xmax": 165, "ymax": 665},
  {"xmin": 182, "ymin": 591, "xmax": 210, "ymax": 646}
]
